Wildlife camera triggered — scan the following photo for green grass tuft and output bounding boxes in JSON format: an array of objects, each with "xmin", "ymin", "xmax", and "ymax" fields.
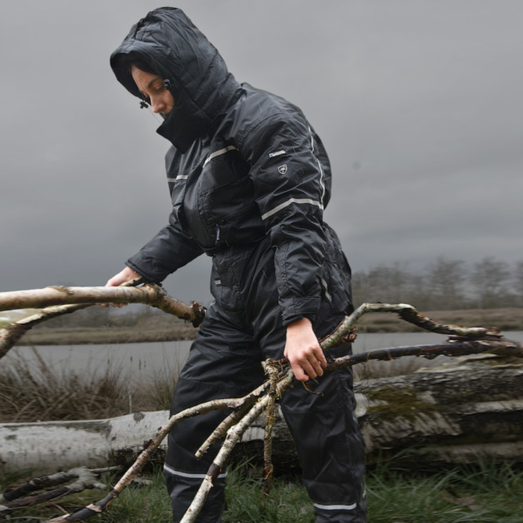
[{"xmin": 2, "ymin": 463, "xmax": 523, "ymax": 522}]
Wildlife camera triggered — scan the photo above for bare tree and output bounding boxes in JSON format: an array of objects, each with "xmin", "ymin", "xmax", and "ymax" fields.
[
  {"xmin": 425, "ymin": 257, "xmax": 467, "ymax": 310},
  {"xmin": 470, "ymin": 257, "xmax": 512, "ymax": 308},
  {"xmin": 514, "ymin": 261, "xmax": 523, "ymax": 307}
]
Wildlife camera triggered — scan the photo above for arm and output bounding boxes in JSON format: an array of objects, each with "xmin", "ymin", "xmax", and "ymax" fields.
[
  {"xmin": 242, "ymin": 113, "xmax": 331, "ymax": 380},
  {"xmin": 105, "ymin": 207, "xmax": 204, "ymax": 299},
  {"xmin": 124, "ymin": 209, "xmax": 204, "ymax": 284}
]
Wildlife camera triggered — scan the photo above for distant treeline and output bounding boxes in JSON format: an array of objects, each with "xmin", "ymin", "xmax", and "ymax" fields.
[{"xmin": 352, "ymin": 256, "xmax": 523, "ymax": 310}]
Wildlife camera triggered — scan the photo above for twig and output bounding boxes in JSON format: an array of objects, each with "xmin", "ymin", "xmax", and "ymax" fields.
[
  {"xmin": 195, "ymin": 381, "xmax": 271, "ymax": 460},
  {"xmin": 0, "ymin": 467, "xmax": 119, "ymax": 514},
  {"xmin": 40, "ymin": 391, "xmax": 272, "ymax": 522},
  {"xmin": 261, "ymin": 360, "xmax": 281, "ymax": 495}
]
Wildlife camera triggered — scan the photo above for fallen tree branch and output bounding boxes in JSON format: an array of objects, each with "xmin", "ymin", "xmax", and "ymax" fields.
[
  {"xmin": 0, "ymin": 281, "xmax": 205, "ymax": 361},
  {"xmin": 0, "ymin": 467, "xmax": 119, "ymax": 515},
  {"xmin": 1, "ymin": 298, "xmax": 520, "ymax": 522}
]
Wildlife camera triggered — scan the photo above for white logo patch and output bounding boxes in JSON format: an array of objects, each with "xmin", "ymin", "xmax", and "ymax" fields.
[{"xmin": 278, "ymin": 164, "xmax": 288, "ymax": 175}]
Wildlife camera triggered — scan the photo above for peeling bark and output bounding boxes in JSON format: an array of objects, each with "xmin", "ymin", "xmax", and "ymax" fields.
[{"xmin": 0, "ymin": 282, "xmax": 205, "ymax": 361}]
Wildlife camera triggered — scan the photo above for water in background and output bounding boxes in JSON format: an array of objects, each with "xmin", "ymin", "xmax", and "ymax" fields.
[{"xmin": 9, "ymin": 331, "xmax": 523, "ymax": 379}]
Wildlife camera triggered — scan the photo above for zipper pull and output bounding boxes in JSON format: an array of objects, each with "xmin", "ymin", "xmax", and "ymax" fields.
[{"xmin": 215, "ymin": 226, "xmax": 221, "ymax": 244}]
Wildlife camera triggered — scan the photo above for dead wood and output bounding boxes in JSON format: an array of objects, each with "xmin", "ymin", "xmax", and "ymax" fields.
[{"xmin": 1, "ymin": 295, "xmax": 522, "ymax": 522}]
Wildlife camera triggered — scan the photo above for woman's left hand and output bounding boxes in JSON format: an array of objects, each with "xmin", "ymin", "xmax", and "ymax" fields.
[{"xmin": 284, "ymin": 317, "xmax": 326, "ymax": 382}]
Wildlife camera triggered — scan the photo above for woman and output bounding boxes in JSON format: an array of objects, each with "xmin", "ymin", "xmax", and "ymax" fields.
[{"xmin": 108, "ymin": 7, "xmax": 366, "ymax": 523}]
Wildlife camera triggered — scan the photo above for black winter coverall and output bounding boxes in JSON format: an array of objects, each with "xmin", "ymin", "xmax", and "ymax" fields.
[{"xmin": 111, "ymin": 7, "xmax": 366, "ymax": 523}]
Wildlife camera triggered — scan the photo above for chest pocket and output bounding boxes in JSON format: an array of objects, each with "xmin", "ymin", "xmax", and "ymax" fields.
[
  {"xmin": 199, "ymin": 148, "xmax": 254, "ymax": 227},
  {"xmin": 170, "ymin": 177, "xmax": 189, "ymax": 230}
]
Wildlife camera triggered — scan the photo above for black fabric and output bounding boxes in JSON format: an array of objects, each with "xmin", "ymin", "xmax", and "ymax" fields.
[
  {"xmin": 164, "ymin": 256, "xmax": 366, "ymax": 522},
  {"xmin": 111, "ymin": 7, "xmax": 366, "ymax": 522},
  {"xmin": 111, "ymin": 7, "xmax": 351, "ymax": 326}
]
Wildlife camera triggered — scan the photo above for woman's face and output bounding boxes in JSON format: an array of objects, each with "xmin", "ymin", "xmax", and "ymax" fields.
[{"xmin": 131, "ymin": 65, "xmax": 174, "ymax": 115}]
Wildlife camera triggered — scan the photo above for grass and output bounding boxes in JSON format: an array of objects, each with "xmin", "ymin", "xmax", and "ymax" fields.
[
  {"xmin": 0, "ymin": 349, "xmax": 177, "ymax": 423},
  {"xmin": 2, "ymin": 462, "xmax": 523, "ymax": 522},
  {"xmin": 1, "ymin": 327, "xmax": 522, "ymax": 521},
  {"xmin": 0, "ymin": 344, "xmax": 421, "ymax": 423}
]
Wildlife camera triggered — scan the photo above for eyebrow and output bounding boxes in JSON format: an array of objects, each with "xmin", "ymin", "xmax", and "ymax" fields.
[
  {"xmin": 138, "ymin": 76, "xmax": 164, "ymax": 99},
  {"xmin": 147, "ymin": 76, "xmax": 163, "ymax": 89}
]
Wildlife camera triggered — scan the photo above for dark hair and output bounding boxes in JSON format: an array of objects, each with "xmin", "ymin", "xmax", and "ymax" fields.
[{"xmin": 119, "ymin": 55, "xmax": 158, "ymax": 76}]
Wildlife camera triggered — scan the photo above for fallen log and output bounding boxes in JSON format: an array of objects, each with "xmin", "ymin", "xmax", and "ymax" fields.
[
  {"xmin": 2, "ymin": 299, "xmax": 522, "ymax": 521},
  {"xmin": 0, "ymin": 412, "xmax": 168, "ymax": 472},
  {"xmin": 2, "ymin": 354, "xmax": 522, "ymax": 474}
]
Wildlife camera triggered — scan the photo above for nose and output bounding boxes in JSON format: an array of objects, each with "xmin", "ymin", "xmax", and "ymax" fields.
[{"xmin": 150, "ymin": 95, "xmax": 166, "ymax": 114}]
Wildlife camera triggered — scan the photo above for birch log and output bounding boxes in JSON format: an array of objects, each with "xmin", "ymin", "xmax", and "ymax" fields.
[
  {"xmin": 0, "ymin": 412, "xmax": 168, "ymax": 472},
  {"xmin": 2, "ymin": 355, "xmax": 522, "ymax": 473}
]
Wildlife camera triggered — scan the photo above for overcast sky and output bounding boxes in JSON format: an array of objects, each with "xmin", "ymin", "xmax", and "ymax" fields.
[{"xmin": 1, "ymin": 0, "xmax": 522, "ymax": 304}]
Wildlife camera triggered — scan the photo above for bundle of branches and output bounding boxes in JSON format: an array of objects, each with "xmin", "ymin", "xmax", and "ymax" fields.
[{"xmin": 1, "ymin": 284, "xmax": 522, "ymax": 522}]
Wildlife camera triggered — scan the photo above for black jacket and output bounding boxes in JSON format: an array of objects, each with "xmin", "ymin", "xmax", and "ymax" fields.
[{"xmin": 111, "ymin": 7, "xmax": 351, "ymax": 326}]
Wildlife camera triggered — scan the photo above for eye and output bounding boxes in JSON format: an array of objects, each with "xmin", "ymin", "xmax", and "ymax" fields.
[{"xmin": 152, "ymin": 81, "xmax": 166, "ymax": 93}]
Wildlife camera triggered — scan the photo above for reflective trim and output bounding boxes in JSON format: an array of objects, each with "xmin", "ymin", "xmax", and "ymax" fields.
[
  {"xmin": 320, "ymin": 277, "xmax": 332, "ymax": 302},
  {"xmin": 309, "ymin": 125, "xmax": 315, "ymax": 152},
  {"xmin": 167, "ymin": 175, "xmax": 188, "ymax": 182},
  {"xmin": 203, "ymin": 145, "xmax": 238, "ymax": 168},
  {"xmin": 163, "ymin": 464, "xmax": 227, "ymax": 480},
  {"xmin": 309, "ymin": 126, "xmax": 326, "ymax": 204},
  {"xmin": 261, "ymin": 198, "xmax": 323, "ymax": 220},
  {"xmin": 313, "ymin": 502, "xmax": 357, "ymax": 511}
]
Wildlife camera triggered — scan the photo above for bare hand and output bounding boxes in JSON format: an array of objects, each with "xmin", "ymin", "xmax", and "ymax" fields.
[
  {"xmin": 106, "ymin": 267, "xmax": 141, "ymax": 287},
  {"xmin": 102, "ymin": 267, "xmax": 141, "ymax": 307},
  {"xmin": 284, "ymin": 317, "xmax": 326, "ymax": 382}
]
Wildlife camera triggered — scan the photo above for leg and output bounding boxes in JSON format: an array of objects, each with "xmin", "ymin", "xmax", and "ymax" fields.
[
  {"xmin": 280, "ymin": 343, "xmax": 367, "ymax": 522},
  {"xmin": 164, "ymin": 303, "xmax": 264, "ymax": 523},
  {"xmin": 248, "ymin": 256, "xmax": 367, "ymax": 522}
]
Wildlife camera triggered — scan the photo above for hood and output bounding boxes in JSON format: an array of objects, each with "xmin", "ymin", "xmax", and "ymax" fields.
[{"xmin": 110, "ymin": 7, "xmax": 240, "ymax": 152}]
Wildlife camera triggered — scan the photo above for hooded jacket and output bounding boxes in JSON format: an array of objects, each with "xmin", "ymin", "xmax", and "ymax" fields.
[{"xmin": 111, "ymin": 7, "xmax": 352, "ymax": 326}]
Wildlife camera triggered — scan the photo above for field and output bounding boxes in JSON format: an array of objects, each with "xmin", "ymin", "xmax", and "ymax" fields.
[{"xmin": 11, "ymin": 307, "xmax": 523, "ymax": 346}]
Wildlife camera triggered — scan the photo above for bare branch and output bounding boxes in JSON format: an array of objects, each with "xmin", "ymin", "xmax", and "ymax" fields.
[
  {"xmin": 0, "ymin": 281, "xmax": 205, "ymax": 361},
  {"xmin": 0, "ymin": 467, "xmax": 118, "ymax": 514},
  {"xmin": 5, "ymin": 301, "xmax": 520, "ymax": 522}
]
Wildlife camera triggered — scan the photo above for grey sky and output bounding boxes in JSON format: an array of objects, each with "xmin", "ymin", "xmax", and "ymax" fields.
[{"xmin": 1, "ymin": 0, "xmax": 522, "ymax": 304}]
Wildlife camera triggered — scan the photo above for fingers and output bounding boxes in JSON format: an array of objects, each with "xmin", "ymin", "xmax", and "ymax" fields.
[
  {"xmin": 101, "ymin": 267, "xmax": 140, "ymax": 307},
  {"xmin": 284, "ymin": 317, "xmax": 326, "ymax": 382},
  {"xmin": 286, "ymin": 348, "xmax": 326, "ymax": 382}
]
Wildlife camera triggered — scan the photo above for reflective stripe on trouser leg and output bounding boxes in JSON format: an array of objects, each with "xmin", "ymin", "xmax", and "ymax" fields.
[
  {"xmin": 164, "ymin": 462, "xmax": 227, "ymax": 523},
  {"xmin": 164, "ymin": 304, "xmax": 264, "ymax": 523},
  {"xmin": 279, "ymin": 345, "xmax": 367, "ymax": 523}
]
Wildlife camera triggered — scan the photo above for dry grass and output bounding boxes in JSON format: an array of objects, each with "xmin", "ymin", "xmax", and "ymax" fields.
[{"xmin": 0, "ymin": 349, "xmax": 177, "ymax": 423}]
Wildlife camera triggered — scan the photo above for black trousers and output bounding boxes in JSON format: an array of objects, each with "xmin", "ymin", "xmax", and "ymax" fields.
[{"xmin": 164, "ymin": 242, "xmax": 367, "ymax": 522}]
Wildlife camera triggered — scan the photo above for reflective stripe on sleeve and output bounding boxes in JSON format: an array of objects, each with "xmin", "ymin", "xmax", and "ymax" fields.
[
  {"xmin": 167, "ymin": 174, "xmax": 188, "ymax": 182},
  {"xmin": 163, "ymin": 464, "xmax": 227, "ymax": 480},
  {"xmin": 261, "ymin": 197, "xmax": 324, "ymax": 220}
]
